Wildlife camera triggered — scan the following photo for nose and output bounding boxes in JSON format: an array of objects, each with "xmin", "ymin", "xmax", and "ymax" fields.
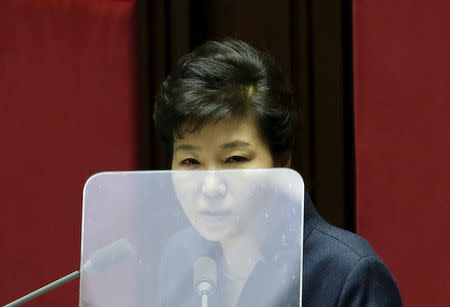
[{"xmin": 201, "ymin": 173, "xmax": 227, "ymax": 199}]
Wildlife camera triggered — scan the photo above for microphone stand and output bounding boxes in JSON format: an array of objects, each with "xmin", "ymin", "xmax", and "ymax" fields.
[
  {"xmin": 4, "ymin": 271, "xmax": 80, "ymax": 307},
  {"xmin": 5, "ymin": 238, "xmax": 134, "ymax": 306},
  {"xmin": 197, "ymin": 281, "xmax": 213, "ymax": 307},
  {"xmin": 201, "ymin": 292, "xmax": 209, "ymax": 307}
]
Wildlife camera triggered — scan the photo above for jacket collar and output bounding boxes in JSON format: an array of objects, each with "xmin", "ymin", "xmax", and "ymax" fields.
[
  {"xmin": 303, "ymin": 192, "xmax": 319, "ymax": 242},
  {"xmin": 201, "ymin": 192, "xmax": 319, "ymax": 262},
  {"xmin": 258, "ymin": 192, "xmax": 318, "ymax": 262}
]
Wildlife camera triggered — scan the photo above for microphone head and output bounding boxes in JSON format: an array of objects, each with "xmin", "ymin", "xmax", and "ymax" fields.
[
  {"xmin": 82, "ymin": 238, "xmax": 134, "ymax": 273},
  {"xmin": 193, "ymin": 257, "xmax": 217, "ymax": 294}
]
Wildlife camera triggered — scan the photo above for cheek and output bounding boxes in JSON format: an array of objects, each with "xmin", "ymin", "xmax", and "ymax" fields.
[
  {"xmin": 171, "ymin": 172, "xmax": 200, "ymax": 213},
  {"xmin": 226, "ymin": 172, "xmax": 271, "ymax": 210},
  {"xmin": 170, "ymin": 157, "xmax": 178, "ymax": 170},
  {"xmin": 251, "ymin": 152, "xmax": 274, "ymax": 168}
]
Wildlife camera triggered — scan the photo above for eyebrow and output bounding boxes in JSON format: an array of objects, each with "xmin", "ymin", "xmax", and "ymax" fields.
[
  {"xmin": 174, "ymin": 140, "xmax": 252, "ymax": 153},
  {"xmin": 219, "ymin": 140, "xmax": 252, "ymax": 150},
  {"xmin": 174, "ymin": 144, "xmax": 199, "ymax": 153}
]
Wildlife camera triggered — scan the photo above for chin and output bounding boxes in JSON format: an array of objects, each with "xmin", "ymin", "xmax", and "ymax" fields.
[{"xmin": 195, "ymin": 225, "xmax": 239, "ymax": 242}]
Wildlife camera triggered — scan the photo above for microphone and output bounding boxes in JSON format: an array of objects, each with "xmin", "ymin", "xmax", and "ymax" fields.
[
  {"xmin": 81, "ymin": 238, "xmax": 134, "ymax": 273},
  {"xmin": 5, "ymin": 238, "xmax": 134, "ymax": 307},
  {"xmin": 193, "ymin": 257, "xmax": 217, "ymax": 307}
]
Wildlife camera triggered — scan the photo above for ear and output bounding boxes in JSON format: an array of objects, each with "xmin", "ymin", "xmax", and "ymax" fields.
[
  {"xmin": 274, "ymin": 153, "xmax": 292, "ymax": 168},
  {"xmin": 284, "ymin": 154, "xmax": 292, "ymax": 167},
  {"xmin": 280, "ymin": 154, "xmax": 292, "ymax": 168}
]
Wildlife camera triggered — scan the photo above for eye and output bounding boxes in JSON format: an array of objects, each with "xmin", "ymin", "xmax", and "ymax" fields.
[
  {"xmin": 181, "ymin": 158, "xmax": 200, "ymax": 166},
  {"xmin": 225, "ymin": 156, "xmax": 248, "ymax": 163}
]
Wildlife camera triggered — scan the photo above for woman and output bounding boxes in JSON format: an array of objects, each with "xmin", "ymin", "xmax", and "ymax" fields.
[{"xmin": 153, "ymin": 39, "xmax": 402, "ymax": 306}]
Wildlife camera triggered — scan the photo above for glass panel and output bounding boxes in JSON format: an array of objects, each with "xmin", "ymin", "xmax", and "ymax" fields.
[{"xmin": 80, "ymin": 168, "xmax": 304, "ymax": 307}]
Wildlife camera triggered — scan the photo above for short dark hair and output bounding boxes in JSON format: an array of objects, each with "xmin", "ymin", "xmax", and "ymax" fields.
[{"xmin": 153, "ymin": 39, "xmax": 297, "ymax": 165}]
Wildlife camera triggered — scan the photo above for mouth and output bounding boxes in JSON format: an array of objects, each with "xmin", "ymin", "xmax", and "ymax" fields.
[
  {"xmin": 196, "ymin": 210, "xmax": 236, "ymax": 226},
  {"xmin": 198, "ymin": 210, "xmax": 233, "ymax": 217}
]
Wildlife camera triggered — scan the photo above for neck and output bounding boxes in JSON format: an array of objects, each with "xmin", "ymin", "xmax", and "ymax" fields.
[{"xmin": 220, "ymin": 234, "xmax": 264, "ymax": 280}]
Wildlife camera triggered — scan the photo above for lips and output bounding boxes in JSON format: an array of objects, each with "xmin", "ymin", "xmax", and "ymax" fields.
[
  {"xmin": 196, "ymin": 210, "xmax": 236, "ymax": 228},
  {"xmin": 199, "ymin": 209, "xmax": 233, "ymax": 217}
]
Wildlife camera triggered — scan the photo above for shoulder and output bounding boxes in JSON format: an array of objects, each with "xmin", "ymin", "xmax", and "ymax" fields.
[
  {"xmin": 156, "ymin": 228, "xmax": 212, "ymax": 307},
  {"xmin": 160, "ymin": 227, "xmax": 220, "ymax": 268},
  {"xmin": 163, "ymin": 227, "xmax": 204, "ymax": 252},
  {"xmin": 304, "ymin": 217, "xmax": 379, "ymax": 276},
  {"xmin": 160, "ymin": 227, "xmax": 212, "ymax": 269},
  {"xmin": 337, "ymin": 255, "xmax": 403, "ymax": 306},
  {"xmin": 303, "ymin": 218, "xmax": 402, "ymax": 306},
  {"xmin": 309, "ymin": 218, "xmax": 377, "ymax": 261}
]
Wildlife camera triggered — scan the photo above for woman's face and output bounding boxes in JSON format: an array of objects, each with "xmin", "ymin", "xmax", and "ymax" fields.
[
  {"xmin": 171, "ymin": 116, "xmax": 274, "ymax": 171},
  {"xmin": 171, "ymin": 116, "xmax": 280, "ymax": 242}
]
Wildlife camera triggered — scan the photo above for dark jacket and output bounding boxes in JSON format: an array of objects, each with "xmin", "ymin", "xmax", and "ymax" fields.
[
  {"xmin": 156, "ymin": 194, "xmax": 402, "ymax": 306},
  {"xmin": 302, "ymin": 194, "xmax": 402, "ymax": 306}
]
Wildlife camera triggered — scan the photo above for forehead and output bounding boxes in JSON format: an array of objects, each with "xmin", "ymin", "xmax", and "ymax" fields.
[{"xmin": 173, "ymin": 116, "xmax": 264, "ymax": 147}]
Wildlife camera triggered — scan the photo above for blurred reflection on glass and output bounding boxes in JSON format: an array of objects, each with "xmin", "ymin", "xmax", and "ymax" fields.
[
  {"xmin": 166, "ymin": 169, "xmax": 303, "ymax": 307},
  {"xmin": 80, "ymin": 170, "xmax": 303, "ymax": 307},
  {"xmin": 172, "ymin": 169, "xmax": 276, "ymax": 242}
]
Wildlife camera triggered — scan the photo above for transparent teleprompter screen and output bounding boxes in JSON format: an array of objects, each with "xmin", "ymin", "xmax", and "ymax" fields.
[{"xmin": 80, "ymin": 168, "xmax": 304, "ymax": 307}]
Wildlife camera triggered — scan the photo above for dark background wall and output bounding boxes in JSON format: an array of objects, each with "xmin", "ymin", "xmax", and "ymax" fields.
[{"xmin": 140, "ymin": 0, "xmax": 356, "ymax": 231}]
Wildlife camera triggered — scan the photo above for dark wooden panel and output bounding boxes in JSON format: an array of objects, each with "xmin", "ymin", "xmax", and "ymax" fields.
[{"xmin": 140, "ymin": 0, "xmax": 355, "ymax": 229}]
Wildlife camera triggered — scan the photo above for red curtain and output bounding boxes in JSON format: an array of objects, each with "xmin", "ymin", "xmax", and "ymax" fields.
[
  {"xmin": 353, "ymin": 1, "xmax": 450, "ymax": 306},
  {"xmin": 0, "ymin": 1, "xmax": 138, "ymax": 305}
]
